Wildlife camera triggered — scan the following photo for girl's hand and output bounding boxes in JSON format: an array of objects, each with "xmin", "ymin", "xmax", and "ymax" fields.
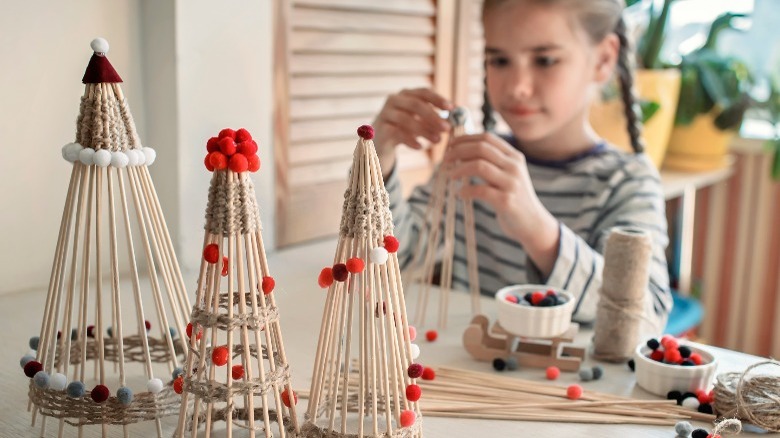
[
  {"xmin": 445, "ymin": 133, "xmax": 560, "ymax": 275},
  {"xmin": 373, "ymin": 88, "xmax": 453, "ymax": 176}
]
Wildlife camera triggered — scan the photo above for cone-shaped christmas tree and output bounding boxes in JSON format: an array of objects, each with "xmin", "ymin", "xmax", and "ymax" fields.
[
  {"xmin": 23, "ymin": 38, "xmax": 191, "ymax": 438},
  {"xmin": 303, "ymin": 125, "xmax": 423, "ymax": 437},
  {"xmin": 174, "ymin": 127, "xmax": 299, "ymax": 437}
]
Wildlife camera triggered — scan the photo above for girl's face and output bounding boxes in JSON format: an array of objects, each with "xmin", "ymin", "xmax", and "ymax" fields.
[{"xmin": 483, "ymin": 1, "xmax": 616, "ymax": 148}]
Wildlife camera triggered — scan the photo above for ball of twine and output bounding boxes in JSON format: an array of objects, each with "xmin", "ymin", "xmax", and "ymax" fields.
[{"xmin": 713, "ymin": 360, "xmax": 780, "ymax": 432}]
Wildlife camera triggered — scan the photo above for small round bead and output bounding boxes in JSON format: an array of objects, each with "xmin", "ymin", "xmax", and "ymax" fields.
[
  {"xmin": 173, "ymin": 376, "xmax": 184, "ymax": 394},
  {"xmin": 111, "ymin": 151, "xmax": 129, "ymax": 168},
  {"xmin": 20, "ymin": 354, "xmax": 35, "ymax": 368},
  {"xmin": 79, "ymin": 147, "xmax": 95, "ymax": 165},
  {"xmin": 505, "ymin": 357, "xmax": 519, "ymax": 371},
  {"xmin": 370, "ymin": 247, "xmax": 389, "ymax": 264},
  {"xmin": 667, "ymin": 390, "xmax": 682, "ymax": 402},
  {"xmin": 281, "ymin": 388, "xmax": 298, "ymax": 407},
  {"xmin": 142, "ymin": 147, "xmax": 157, "ymax": 165},
  {"xmin": 675, "ymin": 421, "xmax": 694, "ymax": 436},
  {"xmin": 697, "ymin": 403, "xmax": 713, "ymax": 414},
  {"xmin": 66, "ymin": 381, "xmax": 86, "ymax": 398},
  {"xmin": 169, "ymin": 327, "xmax": 178, "ymax": 339},
  {"xmin": 692, "ymin": 429, "xmax": 709, "ymax": 438},
  {"xmin": 33, "ymin": 371, "xmax": 50, "ymax": 388},
  {"xmin": 212, "ymin": 346, "xmax": 229, "ymax": 366},
  {"xmin": 346, "ymin": 257, "xmax": 365, "ymax": 273},
  {"xmin": 262, "ymin": 276, "xmax": 276, "ymax": 294},
  {"xmin": 591, "ymin": 365, "xmax": 604, "ymax": 380},
  {"xmin": 219, "ymin": 137, "xmax": 237, "ymax": 156},
  {"xmin": 406, "ymin": 384, "xmax": 421, "ymax": 402},
  {"xmin": 318, "ymin": 267, "xmax": 334, "ymax": 288},
  {"xmin": 531, "ymin": 291, "xmax": 545, "ymax": 306},
  {"xmin": 384, "ymin": 235, "xmax": 400, "ymax": 253},
  {"xmin": 145, "ymin": 320, "xmax": 152, "ymax": 331},
  {"xmin": 399, "ymin": 409, "xmax": 416, "ymax": 427},
  {"xmin": 357, "ymin": 125, "xmax": 375, "ymax": 140},
  {"xmin": 49, "ymin": 373, "xmax": 67, "ymax": 391},
  {"xmin": 665, "ymin": 348, "xmax": 682, "ymax": 364},
  {"xmin": 235, "ymin": 128, "xmax": 252, "ymax": 142},
  {"xmin": 90, "ymin": 37, "xmax": 109, "ymax": 53},
  {"xmin": 682, "ymin": 396, "xmax": 700, "ymax": 410},
  {"xmin": 106, "ymin": 326, "xmax": 113, "ymax": 338},
  {"xmin": 117, "ymin": 386, "xmax": 133, "ymax": 405},
  {"xmin": 646, "ymin": 338, "xmax": 660, "ymax": 350},
  {"xmin": 650, "ymin": 349, "xmax": 665, "ymax": 362},
  {"xmin": 690, "ymin": 352, "xmax": 703, "ymax": 365},
  {"xmin": 425, "ymin": 330, "xmax": 438, "ymax": 342},
  {"xmin": 408, "ymin": 363, "xmax": 424, "ymax": 379},
  {"xmin": 222, "ymin": 256, "xmax": 229, "ymax": 276},
  {"xmin": 678, "ymin": 345, "xmax": 692, "ymax": 358},
  {"xmin": 29, "ymin": 336, "xmax": 40, "ymax": 350},
  {"xmin": 332, "ymin": 263, "xmax": 348, "ymax": 282},
  {"xmin": 218, "ymin": 128, "xmax": 236, "ymax": 139},
  {"xmin": 24, "ymin": 361, "xmax": 43, "ymax": 378},
  {"xmin": 578, "ymin": 368, "xmax": 594, "ymax": 382},
  {"xmin": 538, "ymin": 296, "xmax": 556, "ymax": 307},
  {"xmin": 421, "ymin": 366, "xmax": 435, "ymax": 380},
  {"xmin": 505, "ymin": 294, "xmax": 519, "ymax": 304},
  {"xmin": 492, "ymin": 358, "xmax": 506, "ymax": 371},
  {"xmin": 87, "ymin": 325, "xmax": 95, "ymax": 338},
  {"xmin": 91, "ymin": 384, "xmax": 110, "ymax": 403},
  {"xmin": 408, "ymin": 326, "xmax": 417, "ymax": 342},
  {"xmin": 232, "ymin": 365, "xmax": 245, "ymax": 380},
  {"xmin": 228, "ymin": 153, "xmax": 248, "ymax": 173},
  {"xmin": 410, "ymin": 344, "xmax": 420, "ymax": 360},
  {"xmin": 147, "ymin": 378, "xmax": 164, "ymax": 394},
  {"xmin": 247, "ymin": 154, "xmax": 260, "ymax": 172},
  {"xmin": 545, "ymin": 366, "xmax": 560, "ymax": 380},
  {"xmin": 94, "ymin": 149, "xmax": 111, "ymax": 167},
  {"xmin": 566, "ymin": 384, "xmax": 583, "ymax": 400},
  {"xmin": 681, "ymin": 359, "xmax": 696, "ymax": 366},
  {"xmin": 203, "ymin": 243, "xmax": 220, "ymax": 264},
  {"xmin": 72, "ymin": 328, "xmax": 79, "ymax": 339},
  {"xmin": 172, "ymin": 367, "xmax": 184, "ymax": 380}
]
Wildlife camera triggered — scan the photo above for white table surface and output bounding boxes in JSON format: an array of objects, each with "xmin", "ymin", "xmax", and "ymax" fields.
[{"xmin": 2, "ymin": 238, "xmax": 778, "ymax": 437}]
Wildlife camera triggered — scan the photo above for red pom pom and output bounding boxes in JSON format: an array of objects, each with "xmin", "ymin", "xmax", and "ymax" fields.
[
  {"xmin": 218, "ymin": 128, "xmax": 236, "ymax": 139},
  {"xmin": 408, "ymin": 363, "xmax": 423, "ymax": 379},
  {"xmin": 282, "ymin": 388, "xmax": 298, "ymax": 407},
  {"xmin": 222, "ymin": 256, "xmax": 229, "ymax": 277},
  {"xmin": 664, "ymin": 348, "xmax": 682, "ymax": 364},
  {"xmin": 186, "ymin": 322, "xmax": 203, "ymax": 341},
  {"xmin": 91, "ymin": 384, "xmax": 110, "ymax": 403},
  {"xmin": 318, "ymin": 267, "xmax": 334, "ymax": 288},
  {"xmin": 661, "ymin": 335, "xmax": 678, "ymax": 350},
  {"xmin": 650, "ymin": 349, "xmax": 665, "ymax": 362},
  {"xmin": 708, "ymin": 389, "xmax": 715, "ymax": 403},
  {"xmin": 545, "ymin": 366, "xmax": 560, "ymax": 380},
  {"xmin": 235, "ymin": 128, "xmax": 252, "ymax": 143},
  {"xmin": 229, "ymin": 154, "xmax": 248, "ymax": 173},
  {"xmin": 208, "ymin": 151, "xmax": 228, "ymax": 170},
  {"xmin": 346, "ymin": 257, "xmax": 364, "ymax": 273},
  {"xmin": 531, "ymin": 291, "xmax": 545, "ymax": 306},
  {"xmin": 173, "ymin": 376, "xmax": 184, "ymax": 394},
  {"xmin": 204, "ymin": 154, "xmax": 215, "ymax": 171},
  {"xmin": 384, "ymin": 235, "xmax": 400, "ymax": 253},
  {"xmin": 505, "ymin": 294, "xmax": 519, "ymax": 304},
  {"xmin": 219, "ymin": 137, "xmax": 237, "ymax": 156},
  {"xmin": 232, "ymin": 365, "xmax": 244, "ymax": 380},
  {"xmin": 357, "ymin": 125, "xmax": 374, "ymax": 140},
  {"xmin": 332, "ymin": 263, "xmax": 349, "ymax": 282},
  {"xmin": 24, "ymin": 361, "xmax": 42, "ymax": 378},
  {"xmin": 406, "ymin": 384, "xmax": 421, "ymax": 402},
  {"xmin": 237, "ymin": 140, "xmax": 258, "ymax": 156},
  {"xmin": 421, "ymin": 366, "xmax": 435, "ymax": 381},
  {"xmin": 425, "ymin": 330, "xmax": 438, "ymax": 342},
  {"xmin": 203, "ymin": 244, "xmax": 219, "ymax": 264},
  {"xmin": 144, "ymin": 320, "xmax": 151, "ymax": 331},
  {"xmin": 707, "ymin": 434, "xmax": 721, "ymax": 438},
  {"xmin": 87, "ymin": 325, "xmax": 95, "ymax": 338},
  {"xmin": 247, "ymin": 154, "xmax": 261, "ymax": 172},
  {"xmin": 212, "ymin": 346, "xmax": 229, "ymax": 366},
  {"xmin": 206, "ymin": 137, "xmax": 220, "ymax": 153},
  {"xmin": 399, "ymin": 409, "xmax": 416, "ymax": 427},
  {"xmin": 696, "ymin": 389, "xmax": 710, "ymax": 404},
  {"xmin": 566, "ymin": 384, "xmax": 583, "ymax": 400},
  {"xmin": 546, "ymin": 289, "xmax": 557, "ymax": 297},
  {"xmin": 262, "ymin": 276, "xmax": 275, "ymax": 295},
  {"xmin": 690, "ymin": 352, "xmax": 703, "ymax": 365}
]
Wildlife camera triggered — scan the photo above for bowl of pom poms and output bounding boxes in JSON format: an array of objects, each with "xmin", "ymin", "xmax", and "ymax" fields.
[
  {"xmin": 495, "ymin": 285, "xmax": 575, "ymax": 338},
  {"xmin": 634, "ymin": 335, "xmax": 718, "ymax": 397}
]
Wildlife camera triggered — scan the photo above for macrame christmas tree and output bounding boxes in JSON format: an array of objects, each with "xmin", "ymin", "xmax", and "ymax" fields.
[
  {"xmin": 22, "ymin": 38, "xmax": 191, "ymax": 438},
  {"xmin": 304, "ymin": 125, "xmax": 423, "ymax": 437},
  {"xmin": 174, "ymin": 126, "xmax": 299, "ymax": 437},
  {"xmin": 405, "ymin": 107, "xmax": 481, "ymax": 329}
]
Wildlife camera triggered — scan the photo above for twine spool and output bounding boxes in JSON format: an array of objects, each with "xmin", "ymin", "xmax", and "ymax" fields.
[
  {"xmin": 713, "ymin": 360, "xmax": 780, "ymax": 432},
  {"xmin": 592, "ymin": 227, "xmax": 652, "ymax": 362}
]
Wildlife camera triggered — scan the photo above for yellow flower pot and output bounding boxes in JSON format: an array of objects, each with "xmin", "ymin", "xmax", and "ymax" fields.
[
  {"xmin": 589, "ymin": 69, "xmax": 681, "ymax": 169},
  {"xmin": 662, "ymin": 113, "xmax": 736, "ymax": 171}
]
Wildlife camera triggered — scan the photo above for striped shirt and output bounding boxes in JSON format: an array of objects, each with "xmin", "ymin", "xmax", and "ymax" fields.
[{"xmin": 385, "ymin": 142, "xmax": 672, "ymax": 332}]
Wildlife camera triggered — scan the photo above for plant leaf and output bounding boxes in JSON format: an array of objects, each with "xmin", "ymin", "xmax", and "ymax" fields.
[{"xmin": 640, "ymin": 100, "xmax": 660, "ymax": 123}]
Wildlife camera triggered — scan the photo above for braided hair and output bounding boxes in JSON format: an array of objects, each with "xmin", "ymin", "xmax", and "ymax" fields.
[{"xmin": 481, "ymin": 0, "xmax": 644, "ymax": 153}]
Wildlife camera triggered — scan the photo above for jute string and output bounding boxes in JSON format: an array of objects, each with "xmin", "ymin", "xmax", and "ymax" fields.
[
  {"xmin": 713, "ymin": 360, "xmax": 780, "ymax": 432},
  {"xmin": 184, "ymin": 365, "xmax": 290, "ymax": 400},
  {"xmin": 300, "ymin": 420, "xmax": 422, "ymax": 438},
  {"xmin": 339, "ymin": 138, "xmax": 393, "ymax": 239},
  {"xmin": 189, "ymin": 299, "xmax": 279, "ymax": 332},
  {"xmin": 77, "ymin": 83, "xmax": 140, "ymax": 152},
  {"xmin": 29, "ymin": 384, "xmax": 180, "ymax": 426},
  {"xmin": 52, "ymin": 335, "xmax": 184, "ymax": 367},
  {"xmin": 592, "ymin": 227, "xmax": 652, "ymax": 362},
  {"xmin": 181, "ymin": 406, "xmax": 294, "ymax": 433},
  {"xmin": 204, "ymin": 170, "xmax": 261, "ymax": 235}
]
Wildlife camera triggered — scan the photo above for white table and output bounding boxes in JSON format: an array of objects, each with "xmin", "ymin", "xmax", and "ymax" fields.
[{"xmin": 2, "ymin": 238, "xmax": 777, "ymax": 437}]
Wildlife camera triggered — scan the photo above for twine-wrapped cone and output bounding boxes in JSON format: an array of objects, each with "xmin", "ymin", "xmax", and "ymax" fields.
[{"xmin": 303, "ymin": 126, "xmax": 423, "ymax": 437}]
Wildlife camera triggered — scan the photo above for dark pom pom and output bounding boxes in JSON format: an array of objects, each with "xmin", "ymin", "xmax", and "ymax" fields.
[
  {"xmin": 357, "ymin": 125, "xmax": 374, "ymax": 140},
  {"xmin": 627, "ymin": 358, "xmax": 635, "ymax": 371},
  {"xmin": 492, "ymin": 358, "xmax": 506, "ymax": 371},
  {"xmin": 332, "ymin": 263, "xmax": 349, "ymax": 282},
  {"xmin": 646, "ymin": 338, "xmax": 660, "ymax": 350}
]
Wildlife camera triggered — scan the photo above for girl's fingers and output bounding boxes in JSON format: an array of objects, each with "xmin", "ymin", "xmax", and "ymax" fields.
[
  {"xmin": 444, "ymin": 140, "xmax": 514, "ymax": 170},
  {"xmin": 458, "ymin": 182, "xmax": 508, "ymax": 208},
  {"xmin": 401, "ymin": 88, "xmax": 454, "ymax": 112},
  {"xmin": 449, "ymin": 159, "xmax": 513, "ymax": 190},
  {"xmin": 380, "ymin": 107, "xmax": 442, "ymax": 143}
]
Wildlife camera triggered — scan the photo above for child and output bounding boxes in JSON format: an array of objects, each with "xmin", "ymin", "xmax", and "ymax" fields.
[{"xmin": 373, "ymin": 0, "xmax": 672, "ymax": 332}]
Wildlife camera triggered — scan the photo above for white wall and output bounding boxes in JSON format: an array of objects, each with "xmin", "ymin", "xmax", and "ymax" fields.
[
  {"xmin": 0, "ymin": 0, "xmax": 276, "ymax": 295},
  {"xmin": 0, "ymin": 1, "xmax": 146, "ymax": 294}
]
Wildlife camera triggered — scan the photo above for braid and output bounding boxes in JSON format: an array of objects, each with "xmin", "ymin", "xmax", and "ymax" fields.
[
  {"xmin": 614, "ymin": 17, "xmax": 644, "ymax": 154},
  {"xmin": 481, "ymin": 73, "xmax": 497, "ymax": 133}
]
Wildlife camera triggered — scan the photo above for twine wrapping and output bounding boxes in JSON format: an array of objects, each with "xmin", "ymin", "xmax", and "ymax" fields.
[
  {"xmin": 180, "ymin": 406, "xmax": 294, "ymax": 433},
  {"xmin": 713, "ymin": 360, "xmax": 780, "ymax": 432},
  {"xmin": 77, "ymin": 83, "xmax": 140, "ymax": 151},
  {"xmin": 52, "ymin": 335, "xmax": 184, "ymax": 367},
  {"xmin": 339, "ymin": 138, "xmax": 393, "ymax": 239},
  {"xmin": 592, "ymin": 227, "xmax": 652, "ymax": 362},
  {"xmin": 184, "ymin": 365, "xmax": 290, "ymax": 400},
  {"xmin": 204, "ymin": 170, "xmax": 261, "ymax": 236},
  {"xmin": 300, "ymin": 419, "xmax": 422, "ymax": 438}
]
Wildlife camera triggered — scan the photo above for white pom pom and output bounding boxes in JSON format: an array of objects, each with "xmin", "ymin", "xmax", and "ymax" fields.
[
  {"xmin": 410, "ymin": 343, "xmax": 420, "ymax": 359},
  {"xmin": 111, "ymin": 151, "xmax": 129, "ymax": 168},
  {"xmin": 126, "ymin": 149, "xmax": 139, "ymax": 166},
  {"xmin": 93, "ymin": 149, "xmax": 111, "ymax": 167},
  {"xmin": 681, "ymin": 396, "xmax": 700, "ymax": 410},
  {"xmin": 62, "ymin": 143, "xmax": 82, "ymax": 162},
  {"xmin": 79, "ymin": 148, "xmax": 95, "ymax": 165},
  {"xmin": 135, "ymin": 148, "xmax": 147, "ymax": 165},
  {"xmin": 370, "ymin": 247, "xmax": 389, "ymax": 264},
  {"xmin": 143, "ymin": 147, "xmax": 157, "ymax": 165},
  {"xmin": 49, "ymin": 373, "xmax": 67, "ymax": 391},
  {"xmin": 90, "ymin": 37, "xmax": 109, "ymax": 54},
  {"xmin": 147, "ymin": 378, "xmax": 164, "ymax": 394}
]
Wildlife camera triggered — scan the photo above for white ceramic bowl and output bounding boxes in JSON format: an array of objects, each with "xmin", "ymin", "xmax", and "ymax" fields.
[
  {"xmin": 495, "ymin": 285, "xmax": 575, "ymax": 338},
  {"xmin": 634, "ymin": 343, "xmax": 718, "ymax": 397}
]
